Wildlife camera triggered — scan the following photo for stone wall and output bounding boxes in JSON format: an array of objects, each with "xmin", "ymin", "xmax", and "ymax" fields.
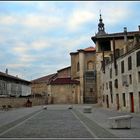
[
  {"xmin": 31, "ymin": 83, "xmax": 47, "ymax": 96},
  {"xmin": 57, "ymin": 67, "xmax": 71, "ymax": 78},
  {"xmin": 0, "ymin": 97, "xmax": 46, "ymax": 108},
  {"xmin": 51, "ymin": 84, "xmax": 80, "ymax": 104}
]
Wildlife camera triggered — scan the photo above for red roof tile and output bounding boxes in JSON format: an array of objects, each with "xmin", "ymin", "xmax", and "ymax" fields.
[
  {"xmin": 50, "ymin": 77, "xmax": 79, "ymax": 85},
  {"xmin": 84, "ymin": 46, "xmax": 96, "ymax": 52},
  {"xmin": 70, "ymin": 46, "xmax": 96, "ymax": 54}
]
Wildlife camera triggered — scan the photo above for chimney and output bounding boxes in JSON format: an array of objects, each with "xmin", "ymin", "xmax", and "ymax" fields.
[
  {"xmin": 5, "ymin": 68, "xmax": 8, "ymax": 74},
  {"xmin": 124, "ymin": 27, "xmax": 127, "ymax": 42},
  {"xmin": 138, "ymin": 25, "xmax": 140, "ymax": 31}
]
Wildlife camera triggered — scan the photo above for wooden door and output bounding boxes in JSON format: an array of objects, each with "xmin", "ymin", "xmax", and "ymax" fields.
[{"xmin": 130, "ymin": 92, "xmax": 134, "ymax": 113}]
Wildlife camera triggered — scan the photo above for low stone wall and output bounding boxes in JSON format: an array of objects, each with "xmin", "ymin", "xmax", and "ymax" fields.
[{"xmin": 0, "ymin": 97, "xmax": 46, "ymax": 108}]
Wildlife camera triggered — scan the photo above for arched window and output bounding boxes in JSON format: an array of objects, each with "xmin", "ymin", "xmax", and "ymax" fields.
[{"xmin": 87, "ymin": 61, "xmax": 93, "ymax": 70}]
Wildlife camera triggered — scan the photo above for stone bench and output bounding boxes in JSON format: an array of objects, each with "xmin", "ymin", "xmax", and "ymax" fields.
[
  {"xmin": 43, "ymin": 105, "xmax": 47, "ymax": 110},
  {"xmin": 108, "ymin": 115, "xmax": 133, "ymax": 129},
  {"xmin": 68, "ymin": 105, "xmax": 73, "ymax": 109},
  {"xmin": 83, "ymin": 106, "xmax": 92, "ymax": 113}
]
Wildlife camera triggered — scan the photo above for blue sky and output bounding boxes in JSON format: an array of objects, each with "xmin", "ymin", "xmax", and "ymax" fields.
[{"xmin": 0, "ymin": 1, "xmax": 140, "ymax": 80}]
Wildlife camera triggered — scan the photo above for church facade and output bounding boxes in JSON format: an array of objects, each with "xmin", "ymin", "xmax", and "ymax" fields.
[{"xmin": 70, "ymin": 47, "xmax": 97, "ymax": 104}]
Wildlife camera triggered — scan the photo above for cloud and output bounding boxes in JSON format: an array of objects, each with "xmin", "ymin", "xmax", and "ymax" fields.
[
  {"xmin": 13, "ymin": 43, "xmax": 28, "ymax": 54},
  {"xmin": 7, "ymin": 63, "xmax": 30, "ymax": 69},
  {"xmin": 0, "ymin": 15, "xmax": 17, "ymax": 25},
  {"xmin": 19, "ymin": 54, "xmax": 38, "ymax": 63},
  {"xmin": 30, "ymin": 39, "xmax": 50, "ymax": 50},
  {"xmin": 0, "ymin": 1, "xmax": 139, "ymax": 80},
  {"xmin": 0, "ymin": 14, "xmax": 63, "ymax": 33},
  {"xmin": 68, "ymin": 9, "xmax": 96, "ymax": 31}
]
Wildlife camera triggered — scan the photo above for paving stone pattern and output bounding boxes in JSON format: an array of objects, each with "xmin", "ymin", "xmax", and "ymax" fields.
[{"xmin": 0, "ymin": 109, "xmax": 93, "ymax": 138}]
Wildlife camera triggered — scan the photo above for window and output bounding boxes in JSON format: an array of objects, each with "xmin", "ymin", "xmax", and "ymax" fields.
[
  {"xmin": 121, "ymin": 61, "xmax": 124, "ymax": 73},
  {"xmin": 115, "ymin": 49, "xmax": 120, "ymax": 58},
  {"xmin": 109, "ymin": 81, "xmax": 113, "ymax": 103},
  {"xmin": 138, "ymin": 72, "xmax": 140, "ymax": 82},
  {"xmin": 115, "ymin": 64, "xmax": 118, "ymax": 76},
  {"xmin": 129, "ymin": 74, "xmax": 132, "ymax": 84},
  {"xmin": 77, "ymin": 62, "xmax": 79, "ymax": 72},
  {"xmin": 137, "ymin": 51, "xmax": 140, "ymax": 67},
  {"xmin": 103, "ymin": 95, "xmax": 105, "ymax": 102},
  {"xmin": 99, "ymin": 40, "xmax": 111, "ymax": 51},
  {"xmin": 128, "ymin": 56, "xmax": 132, "ymax": 70},
  {"xmin": 111, "ymin": 93, "xmax": 113, "ymax": 103},
  {"xmin": 103, "ymin": 84, "xmax": 104, "ymax": 90},
  {"xmin": 114, "ymin": 79, "xmax": 118, "ymax": 88},
  {"xmin": 87, "ymin": 61, "xmax": 93, "ymax": 70},
  {"xmin": 90, "ymin": 88, "xmax": 93, "ymax": 92},
  {"xmin": 109, "ymin": 81, "xmax": 112, "ymax": 91},
  {"xmin": 110, "ymin": 68, "xmax": 112, "ymax": 79},
  {"xmin": 106, "ymin": 82, "xmax": 108, "ymax": 90},
  {"xmin": 122, "ymin": 93, "xmax": 126, "ymax": 107}
]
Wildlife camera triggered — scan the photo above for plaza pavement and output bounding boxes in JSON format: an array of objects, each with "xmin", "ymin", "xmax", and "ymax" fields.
[
  {"xmin": 73, "ymin": 104, "xmax": 140, "ymax": 138},
  {"xmin": 0, "ymin": 104, "xmax": 140, "ymax": 139}
]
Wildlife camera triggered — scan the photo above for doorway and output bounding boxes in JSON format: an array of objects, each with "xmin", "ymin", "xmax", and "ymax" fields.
[
  {"xmin": 106, "ymin": 95, "xmax": 109, "ymax": 108},
  {"xmin": 139, "ymin": 92, "xmax": 140, "ymax": 112},
  {"xmin": 116, "ymin": 94, "xmax": 119, "ymax": 110},
  {"xmin": 130, "ymin": 92, "xmax": 134, "ymax": 113}
]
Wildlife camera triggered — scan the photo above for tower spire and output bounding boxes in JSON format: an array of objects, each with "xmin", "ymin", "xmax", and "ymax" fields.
[{"xmin": 97, "ymin": 12, "xmax": 106, "ymax": 35}]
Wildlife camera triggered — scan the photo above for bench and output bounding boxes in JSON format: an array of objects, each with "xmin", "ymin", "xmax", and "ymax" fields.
[
  {"xmin": 68, "ymin": 105, "xmax": 73, "ymax": 109},
  {"xmin": 83, "ymin": 106, "xmax": 92, "ymax": 113},
  {"xmin": 108, "ymin": 115, "xmax": 133, "ymax": 129},
  {"xmin": 43, "ymin": 105, "xmax": 47, "ymax": 110}
]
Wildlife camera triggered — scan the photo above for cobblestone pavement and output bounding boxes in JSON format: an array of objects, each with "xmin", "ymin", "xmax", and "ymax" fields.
[
  {"xmin": 0, "ymin": 106, "xmax": 42, "ymax": 127},
  {"xmin": 74, "ymin": 104, "xmax": 140, "ymax": 138},
  {"xmin": 0, "ymin": 104, "xmax": 140, "ymax": 139},
  {"xmin": 0, "ymin": 105, "xmax": 94, "ymax": 139}
]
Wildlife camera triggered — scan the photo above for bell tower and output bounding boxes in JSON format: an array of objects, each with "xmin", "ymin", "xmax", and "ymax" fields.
[{"xmin": 97, "ymin": 14, "xmax": 106, "ymax": 35}]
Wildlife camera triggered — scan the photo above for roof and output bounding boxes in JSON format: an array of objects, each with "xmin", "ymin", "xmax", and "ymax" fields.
[
  {"xmin": 50, "ymin": 77, "xmax": 80, "ymax": 85},
  {"xmin": 0, "ymin": 71, "xmax": 30, "ymax": 83},
  {"xmin": 31, "ymin": 73, "xmax": 57, "ymax": 84},
  {"xmin": 84, "ymin": 46, "xmax": 96, "ymax": 52},
  {"xmin": 92, "ymin": 30, "xmax": 140, "ymax": 42},
  {"xmin": 70, "ymin": 46, "xmax": 96, "ymax": 55}
]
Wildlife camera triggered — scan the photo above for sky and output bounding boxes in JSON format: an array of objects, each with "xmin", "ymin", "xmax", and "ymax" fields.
[{"xmin": 0, "ymin": 1, "xmax": 140, "ymax": 81}]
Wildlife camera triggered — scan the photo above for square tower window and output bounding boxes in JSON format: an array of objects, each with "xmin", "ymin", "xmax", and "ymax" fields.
[{"xmin": 99, "ymin": 40, "xmax": 111, "ymax": 51}]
